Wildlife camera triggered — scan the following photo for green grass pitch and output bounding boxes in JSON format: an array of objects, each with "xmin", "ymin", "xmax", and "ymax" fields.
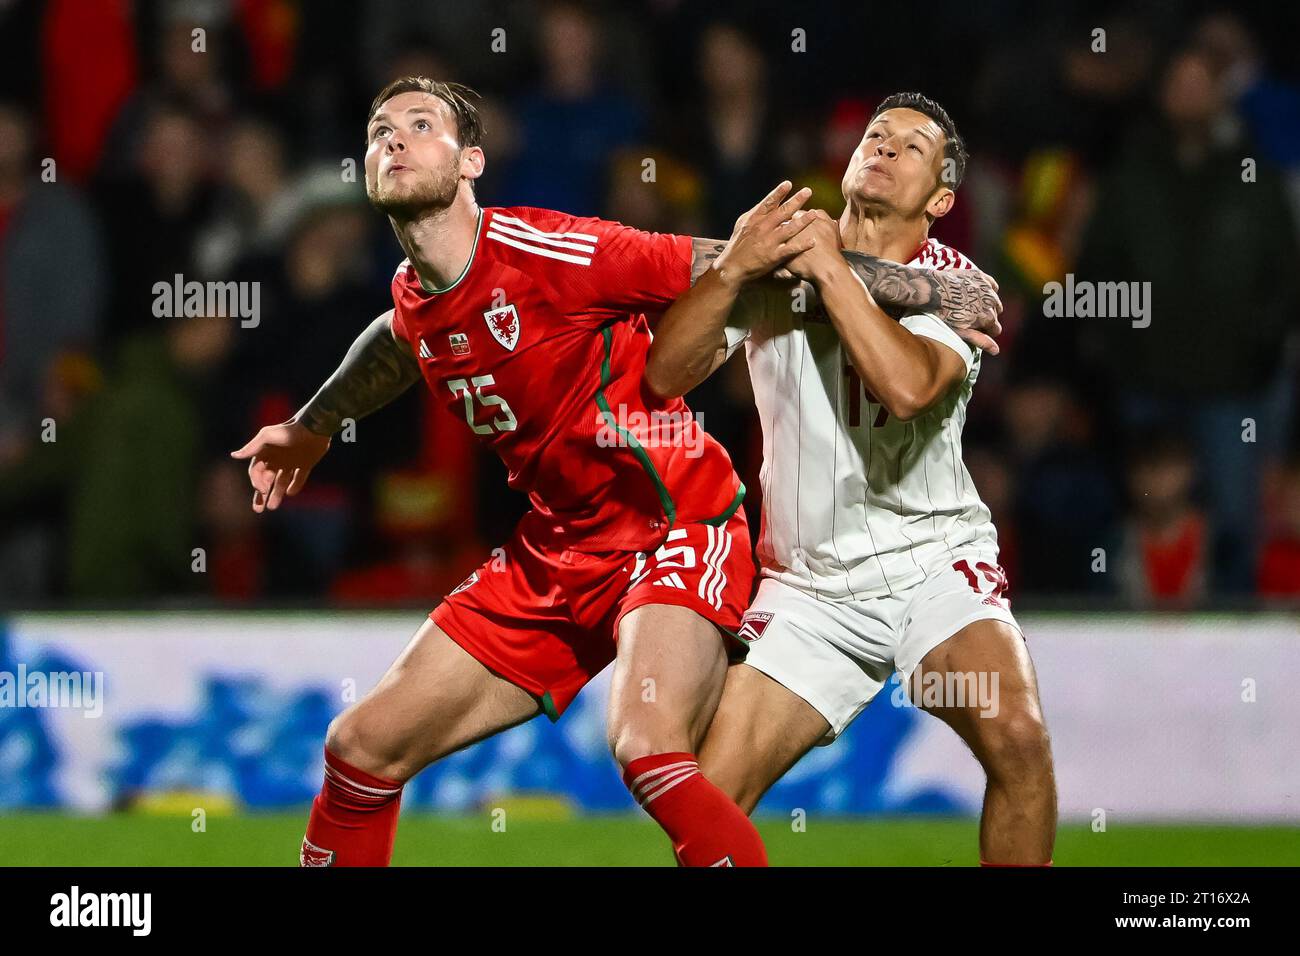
[{"xmin": 2, "ymin": 813, "xmax": 1297, "ymax": 866}]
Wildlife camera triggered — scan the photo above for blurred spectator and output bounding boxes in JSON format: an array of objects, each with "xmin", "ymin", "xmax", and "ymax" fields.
[
  {"xmin": 100, "ymin": 7, "xmax": 238, "ymax": 180},
  {"xmin": 40, "ymin": 0, "xmax": 138, "ymax": 182},
  {"xmin": 1258, "ymin": 455, "xmax": 1300, "ymax": 597},
  {"xmin": 675, "ymin": 22, "xmax": 782, "ymax": 238},
  {"xmin": 1194, "ymin": 12, "xmax": 1300, "ymax": 214},
  {"xmin": 0, "ymin": 103, "xmax": 106, "ymax": 463},
  {"xmin": 1117, "ymin": 433, "xmax": 1209, "ymax": 606},
  {"xmin": 793, "ymin": 97, "xmax": 866, "ymax": 218},
  {"xmin": 999, "ymin": 150, "xmax": 1092, "ymax": 298},
  {"xmin": 199, "ymin": 459, "xmax": 267, "ymax": 602},
  {"xmin": 497, "ymin": 1, "xmax": 644, "ymax": 212},
  {"xmin": 2, "ymin": 4, "xmax": 1297, "ymax": 609},
  {"xmin": 194, "ymin": 116, "xmax": 292, "ymax": 277},
  {"xmin": 973, "ymin": 13, "xmax": 1155, "ymax": 170},
  {"xmin": 0, "ymin": 351, "xmax": 103, "ymax": 600},
  {"xmin": 0, "ymin": 314, "xmax": 232, "ymax": 600},
  {"xmin": 95, "ymin": 103, "xmax": 218, "ymax": 340},
  {"xmin": 329, "ymin": 471, "xmax": 487, "ymax": 606},
  {"xmin": 361, "ymin": 0, "xmax": 528, "ymax": 94},
  {"xmin": 1004, "ymin": 377, "xmax": 1118, "ymax": 593},
  {"xmin": 1078, "ymin": 46, "xmax": 1300, "ymax": 594},
  {"xmin": 604, "ymin": 147, "xmax": 703, "ymax": 237}
]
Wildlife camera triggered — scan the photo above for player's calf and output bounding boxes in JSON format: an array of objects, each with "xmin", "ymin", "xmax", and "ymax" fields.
[
  {"xmin": 302, "ymin": 620, "xmax": 539, "ymax": 866},
  {"xmin": 698, "ymin": 662, "xmax": 832, "ymax": 816},
  {"xmin": 608, "ymin": 603, "xmax": 769, "ymax": 867},
  {"xmin": 914, "ymin": 619, "xmax": 1057, "ymax": 865}
]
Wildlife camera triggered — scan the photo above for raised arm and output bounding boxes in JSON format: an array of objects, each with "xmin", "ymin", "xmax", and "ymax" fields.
[
  {"xmin": 230, "ymin": 309, "xmax": 421, "ymax": 512},
  {"xmin": 788, "ymin": 211, "xmax": 968, "ymax": 422},
  {"xmin": 647, "ymin": 182, "xmax": 815, "ymax": 398},
  {"xmin": 649, "ymin": 184, "xmax": 1003, "ymax": 401},
  {"xmin": 837, "ymin": 250, "xmax": 1003, "ymax": 353}
]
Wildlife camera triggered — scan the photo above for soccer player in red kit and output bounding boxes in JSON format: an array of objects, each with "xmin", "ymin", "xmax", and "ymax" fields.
[{"xmin": 232, "ymin": 77, "xmax": 1001, "ymax": 866}]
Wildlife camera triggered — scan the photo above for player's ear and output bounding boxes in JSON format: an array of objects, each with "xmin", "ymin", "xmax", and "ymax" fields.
[
  {"xmin": 460, "ymin": 145, "xmax": 485, "ymax": 182},
  {"xmin": 927, "ymin": 187, "xmax": 954, "ymax": 221}
]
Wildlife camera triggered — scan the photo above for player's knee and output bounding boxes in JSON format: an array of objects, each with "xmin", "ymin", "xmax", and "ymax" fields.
[
  {"xmin": 978, "ymin": 710, "xmax": 1053, "ymax": 783},
  {"xmin": 324, "ymin": 709, "xmax": 368, "ymax": 767},
  {"xmin": 607, "ymin": 721, "xmax": 692, "ymax": 771},
  {"xmin": 607, "ymin": 727, "xmax": 649, "ymax": 769},
  {"xmin": 325, "ymin": 706, "xmax": 416, "ymax": 783}
]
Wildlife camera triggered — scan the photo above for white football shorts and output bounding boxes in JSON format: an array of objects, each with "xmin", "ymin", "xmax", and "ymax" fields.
[{"xmin": 737, "ymin": 548, "xmax": 1022, "ymax": 741}]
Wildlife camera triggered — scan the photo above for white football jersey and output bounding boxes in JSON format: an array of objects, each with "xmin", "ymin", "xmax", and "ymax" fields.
[{"xmin": 725, "ymin": 238, "xmax": 999, "ymax": 601}]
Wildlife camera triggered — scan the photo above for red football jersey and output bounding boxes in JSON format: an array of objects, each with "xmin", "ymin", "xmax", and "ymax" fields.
[{"xmin": 389, "ymin": 206, "xmax": 745, "ymax": 553}]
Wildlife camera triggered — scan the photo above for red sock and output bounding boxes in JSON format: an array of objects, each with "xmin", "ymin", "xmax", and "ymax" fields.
[
  {"xmin": 300, "ymin": 748, "xmax": 404, "ymax": 867},
  {"xmin": 622, "ymin": 752, "xmax": 767, "ymax": 867}
]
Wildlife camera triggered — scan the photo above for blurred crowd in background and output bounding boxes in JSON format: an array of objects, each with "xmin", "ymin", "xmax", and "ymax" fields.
[{"xmin": 1, "ymin": 0, "xmax": 1299, "ymax": 608}]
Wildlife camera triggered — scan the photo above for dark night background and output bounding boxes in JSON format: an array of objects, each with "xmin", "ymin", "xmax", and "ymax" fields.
[{"xmin": 1, "ymin": 0, "xmax": 1299, "ymax": 609}]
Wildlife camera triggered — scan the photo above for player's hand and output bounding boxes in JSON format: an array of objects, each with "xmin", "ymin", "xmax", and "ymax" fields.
[
  {"xmin": 230, "ymin": 419, "xmax": 331, "ymax": 513},
  {"xmin": 714, "ymin": 181, "xmax": 817, "ymax": 286},
  {"xmin": 933, "ymin": 270, "xmax": 1004, "ymax": 355},
  {"xmin": 781, "ymin": 210, "xmax": 845, "ymax": 284}
]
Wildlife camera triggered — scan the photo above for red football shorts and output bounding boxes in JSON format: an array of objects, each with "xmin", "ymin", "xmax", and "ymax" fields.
[{"xmin": 431, "ymin": 509, "xmax": 756, "ymax": 720}]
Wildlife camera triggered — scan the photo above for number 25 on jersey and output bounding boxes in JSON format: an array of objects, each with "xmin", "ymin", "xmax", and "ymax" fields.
[{"xmin": 448, "ymin": 375, "xmax": 517, "ymax": 434}]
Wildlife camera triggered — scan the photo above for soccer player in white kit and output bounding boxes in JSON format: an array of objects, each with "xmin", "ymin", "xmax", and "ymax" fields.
[{"xmin": 646, "ymin": 93, "xmax": 1056, "ymax": 866}]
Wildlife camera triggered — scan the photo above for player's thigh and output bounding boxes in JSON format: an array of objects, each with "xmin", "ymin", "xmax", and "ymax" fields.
[
  {"xmin": 328, "ymin": 618, "xmax": 540, "ymax": 781},
  {"xmin": 739, "ymin": 576, "xmax": 897, "ymax": 741},
  {"xmin": 912, "ymin": 617, "xmax": 1051, "ymax": 773},
  {"xmin": 607, "ymin": 602, "xmax": 729, "ymax": 762},
  {"xmin": 698, "ymin": 662, "xmax": 829, "ymax": 814}
]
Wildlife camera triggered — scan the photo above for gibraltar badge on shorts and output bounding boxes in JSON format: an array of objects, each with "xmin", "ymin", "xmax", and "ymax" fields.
[
  {"xmin": 483, "ymin": 304, "xmax": 520, "ymax": 351},
  {"xmin": 737, "ymin": 611, "xmax": 774, "ymax": 643}
]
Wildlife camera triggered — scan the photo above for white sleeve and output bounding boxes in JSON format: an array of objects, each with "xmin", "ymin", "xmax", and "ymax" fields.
[
  {"xmin": 722, "ymin": 282, "xmax": 769, "ymax": 359},
  {"xmin": 900, "ymin": 312, "xmax": 977, "ymax": 374},
  {"xmin": 724, "ymin": 323, "xmax": 750, "ymax": 359}
]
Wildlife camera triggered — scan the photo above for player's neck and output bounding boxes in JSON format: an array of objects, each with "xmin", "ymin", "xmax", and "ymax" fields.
[
  {"xmin": 390, "ymin": 189, "xmax": 482, "ymax": 291},
  {"xmin": 838, "ymin": 205, "xmax": 928, "ymax": 265}
]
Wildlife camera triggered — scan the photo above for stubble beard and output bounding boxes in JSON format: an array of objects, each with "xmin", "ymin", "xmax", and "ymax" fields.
[{"xmin": 367, "ymin": 162, "xmax": 461, "ymax": 222}]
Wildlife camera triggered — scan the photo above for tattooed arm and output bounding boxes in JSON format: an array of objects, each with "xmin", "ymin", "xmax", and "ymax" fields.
[
  {"xmin": 689, "ymin": 237, "xmax": 727, "ymax": 285},
  {"xmin": 647, "ymin": 182, "xmax": 817, "ymax": 397},
  {"xmin": 783, "ymin": 211, "xmax": 969, "ymax": 422},
  {"xmin": 647, "ymin": 239, "xmax": 793, "ymax": 398},
  {"xmin": 838, "ymin": 250, "xmax": 1003, "ymax": 352},
  {"xmin": 648, "ymin": 232, "xmax": 1002, "ymax": 398},
  {"xmin": 230, "ymin": 309, "xmax": 421, "ymax": 512},
  {"xmin": 696, "ymin": 236, "xmax": 1002, "ymax": 346},
  {"xmin": 294, "ymin": 310, "xmax": 422, "ymax": 436}
]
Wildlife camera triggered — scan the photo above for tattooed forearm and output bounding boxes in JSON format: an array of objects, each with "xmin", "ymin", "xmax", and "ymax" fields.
[
  {"xmin": 295, "ymin": 311, "xmax": 423, "ymax": 436},
  {"xmin": 840, "ymin": 249, "xmax": 1002, "ymax": 336},
  {"xmin": 690, "ymin": 237, "xmax": 727, "ymax": 285},
  {"xmin": 840, "ymin": 250, "xmax": 941, "ymax": 316}
]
